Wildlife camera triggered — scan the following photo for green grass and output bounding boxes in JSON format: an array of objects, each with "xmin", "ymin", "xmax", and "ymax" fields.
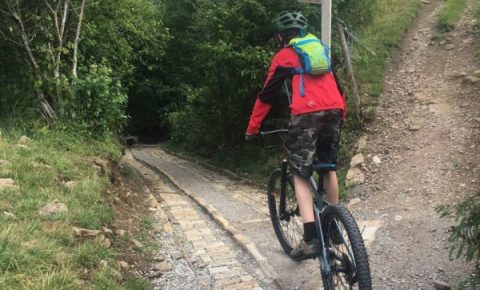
[
  {"xmin": 437, "ymin": 0, "xmax": 467, "ymax": 32},
  {"xmin": 0, "ymin": 124, "xmax": 148, "ymax": 289},
  {"xmin": 352, "ymin": 0, "xmax": 421, "ymax": 99}
]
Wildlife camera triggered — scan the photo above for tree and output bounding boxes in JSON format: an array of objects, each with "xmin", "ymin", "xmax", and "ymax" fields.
[
  {"xmin": 0, "ymin": 0, "xmax": 87, "ymax": 119},
  {"xmin": 0, "ymin": 0, "xmax": 169, "ymax": 135}
]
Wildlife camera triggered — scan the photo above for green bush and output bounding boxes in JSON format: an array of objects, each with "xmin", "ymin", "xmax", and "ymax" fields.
[
  {"xmin": 437, "ymin": 192, "xmax": 480, "ymax": 287},
  {"xmin": 56, "ymin": 64, "xmax": 127, "ymax": 136}
]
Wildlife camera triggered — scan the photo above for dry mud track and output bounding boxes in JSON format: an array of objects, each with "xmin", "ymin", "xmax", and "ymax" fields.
[{"xmin": 348, "ymin": 0, "xmax": 479, "ymax": 288}]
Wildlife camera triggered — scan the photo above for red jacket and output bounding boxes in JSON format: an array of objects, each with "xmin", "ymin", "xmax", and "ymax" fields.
[{"xmin": 246, "ymin": 47, "xmax": 346, "ymax": 134}]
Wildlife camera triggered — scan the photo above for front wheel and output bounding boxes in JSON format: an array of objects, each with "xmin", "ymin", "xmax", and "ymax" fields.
[
  {"xmin": 322, "ymin": 205, "xmax": 372, "ymax": 290},
  {"xmin": 267, "ymin": 169, "xmax": 302, "ymax": 255}
]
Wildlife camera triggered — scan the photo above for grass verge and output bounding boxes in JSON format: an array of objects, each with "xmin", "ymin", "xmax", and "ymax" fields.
[
  {"xmin": 352, "ymin": 0, "xmax": 421, "ymax": 100},
  {"xmin": 0, "ymin": 125, "xmax": 148, "ymax": 289},
  {"xmin": 437, "ymin": 0, "xmax": 467, "ymax": 32}
]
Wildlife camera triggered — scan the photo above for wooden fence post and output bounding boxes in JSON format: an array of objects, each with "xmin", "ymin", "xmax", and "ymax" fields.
[
  {"xmin": 337, "ymin": 22, "xmax": 361, "ymax": 119},
  {"xmin": 321, "ymin": 0, "xmax": 332, "ymax": 48}
]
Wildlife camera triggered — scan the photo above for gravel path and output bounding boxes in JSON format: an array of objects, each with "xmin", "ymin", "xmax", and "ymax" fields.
[{"xmin": 347, "ymin": 0, "xmax": 479, "ymax": 288}]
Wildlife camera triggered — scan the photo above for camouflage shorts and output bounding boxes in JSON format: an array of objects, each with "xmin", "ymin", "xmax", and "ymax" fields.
[{"xmin": 285, "ymin": 110, "xmax": 342, "ymax": 178}]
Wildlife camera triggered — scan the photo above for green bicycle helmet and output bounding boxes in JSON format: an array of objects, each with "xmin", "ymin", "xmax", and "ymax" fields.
[{"xmin": 275, "ymin": 10, "xmax": 308, "ymax": 32}]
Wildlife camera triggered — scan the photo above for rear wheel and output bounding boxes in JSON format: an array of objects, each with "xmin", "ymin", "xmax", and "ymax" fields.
[
  {"xmin": 322, "ymin": 205, "xmax": 372, "ymax": 290},
  {"xmin": 267, "ymin": 169, "xmax": 302, "ymax": 255}
]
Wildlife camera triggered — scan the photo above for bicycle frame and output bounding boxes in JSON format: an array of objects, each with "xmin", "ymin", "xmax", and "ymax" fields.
[
  {"xmin": 263, "ymin": 130, "xmax": 333, "ymax": 273},
  {"xmin": 278, "ymin": 158, "xmax": 333, "ymax": 278},
  {"xmin": 311, "ymin": 170, "xmax": 333, "ymax": 281}
]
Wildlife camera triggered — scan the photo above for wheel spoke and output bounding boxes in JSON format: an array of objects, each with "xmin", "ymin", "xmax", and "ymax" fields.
[{"xmin": 322, "ymin": 206, "xmax": 371, "ymax": 290}]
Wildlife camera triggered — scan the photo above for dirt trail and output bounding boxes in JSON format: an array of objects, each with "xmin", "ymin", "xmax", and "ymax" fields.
[{"xmin": 347, "ymin": 0, "xmax": 479, "ymax": 288}]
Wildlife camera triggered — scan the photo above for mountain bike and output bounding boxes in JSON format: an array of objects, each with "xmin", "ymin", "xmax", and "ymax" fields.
[{"xmin": 263, "ymin": 129, "xmax": 372, "ymax": 290}]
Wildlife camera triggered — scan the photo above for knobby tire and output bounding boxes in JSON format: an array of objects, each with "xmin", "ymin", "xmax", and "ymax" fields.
[
  {"xmin": 267, "ymin": 169, "xmax": 302, "ymax": 254},
  {"xmin": 322, "ymin": 205, "xmax": 372, "ymax": 290}
]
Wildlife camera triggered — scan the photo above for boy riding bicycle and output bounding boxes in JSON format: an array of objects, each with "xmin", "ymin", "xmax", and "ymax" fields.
[{"xmin": 245, "ymin": 10, "xmax": 346, "ymax": 260}]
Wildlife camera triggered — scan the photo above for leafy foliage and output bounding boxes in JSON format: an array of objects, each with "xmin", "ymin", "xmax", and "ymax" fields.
[
  {"xmin": 437, "ymin": 192, "xmax": 480, "ymax": 262},
  {"xmin": 65, "ymin": 64, "xmax": 128, "ymax": 133},
  {"xmin": 437, "ymin": 192, "xmax": 480, "ymax": 287},
  {"xmin": 0, "ymin": 0, "xmax": 168, "ymax": 136}
]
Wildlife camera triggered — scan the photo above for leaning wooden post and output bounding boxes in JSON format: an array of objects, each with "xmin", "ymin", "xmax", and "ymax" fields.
[{"xmin": 337, "ymin": 22, "xmax": 361, "ymax": 119}]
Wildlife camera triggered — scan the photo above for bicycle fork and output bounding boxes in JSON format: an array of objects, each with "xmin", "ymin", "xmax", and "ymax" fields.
[
  {"xmin": 315, "ymin": 203, "xmax": 332, "ymax": 278},
  {"xmin": 279, "ymin": 160, "xmax": 288, "ymax": 217}
]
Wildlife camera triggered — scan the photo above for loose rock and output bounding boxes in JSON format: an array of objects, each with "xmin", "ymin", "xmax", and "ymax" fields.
[
  {"xmin": 118, "ymin": 261, "xmax": 129, "ymax": 271},
  {"xmin": 111, "ymin": 269, "xmax": 123, "ymax": 281},
  {"xmin": 171, "ymin": 251, "xmax": 184, "ymax": 260},
  {"xmin": 444, "ymin": 44, "xmax": 455, "ymax": 50},
  {"xmin": 348, "ymin": 198, "xmax": 361, "ymax": 207},
  {"xmin": 433, "ymin": 280, "xmax": 452, "ymax": 290},
  {"xmin": 72, "ymin": 226, "xmax": 102, "ymax": 239},
  {"xmin": 32, "ymin": 162, "xmax": 52, "ymax": 169},
  {"xmin": 63, "ymin": 181, "xmax": 77, "ymax": 189},
  {"xmin": 93, "ymin": 158, "xmax": 109, "ymax": 175},
  {"xmin": 408, "ymin": 124, "xmax": 422, "ymax": 131},
  {"xmin": 350, "ymin": 153, "xmax": 365, "ymax": 168},
  {"xmin": 3, "ymin": 211, "xmax": 17, "ymax": 219},
  {"xmin": 38, "ymin": 200, "xmax": 68, "ymax": 216},
  {"xmin": 102, "ymin": 226, "xmax": 113, "ymax": 235},
  {"xmin": 97, "ymin": 235, "xmax": 112, "ymax": 248},
  {"xmin": 346, "ymin": 168, "xmax": 365, "ymax": 187},
  {"xmin": 132, "ymin": 239, "xmax": 144, "ymax": 248},
  {"xmin": 0, "ymin": 178, "xmax": 17, "ymax": 190},
  {"xmin": 154, "ymin": 261, "xmax": 172, "ymax": 272},
  {"xmin": 17, "ymin": 136, "xmax": 31, "ymax": 144},
  {"xmin": 372, "ymin": 155, "xmax": 382, "ymax": 164}
]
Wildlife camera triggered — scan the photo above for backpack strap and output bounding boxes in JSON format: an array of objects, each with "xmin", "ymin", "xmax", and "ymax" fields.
[{"xmin": 293, "ymin": 68, "xmax": 305, "ymax": 97}]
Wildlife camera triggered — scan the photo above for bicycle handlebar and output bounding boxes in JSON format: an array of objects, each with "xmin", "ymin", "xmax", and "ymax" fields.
[{"xmin": 260, "ymin": 129, "xmax": 289, "ymax": 136}]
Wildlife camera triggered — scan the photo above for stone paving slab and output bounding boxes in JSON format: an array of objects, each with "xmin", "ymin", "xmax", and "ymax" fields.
[{"xmin": 160, "ymin": 191, "xmax": 263, "ymax": 289}]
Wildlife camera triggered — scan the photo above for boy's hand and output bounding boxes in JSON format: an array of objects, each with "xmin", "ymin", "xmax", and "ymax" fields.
[{"xmin": 245, "ymin": 132, "xmax": 263, "ymax": 142}]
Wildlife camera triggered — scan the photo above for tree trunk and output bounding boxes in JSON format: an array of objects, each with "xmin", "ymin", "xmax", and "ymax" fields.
[
  {"xmin": 38, "ymin": 91, "xmax": 57, "ymax": 120},
  {"xmin": 72, "ymin": 0, "xmax": 86, "ymax": 78}
]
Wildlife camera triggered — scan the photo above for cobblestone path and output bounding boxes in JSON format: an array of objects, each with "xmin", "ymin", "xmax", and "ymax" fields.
[{"xmin": 126, "ymin": 152, "xmax": 276, "ymax": 289}]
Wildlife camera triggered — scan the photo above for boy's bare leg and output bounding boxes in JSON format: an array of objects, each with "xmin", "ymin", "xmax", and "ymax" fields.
[
  {"xmin": 324, "ymin": 171, "xmax": 339, "ymax": 204},
  {"xmin": 293, "ymin": 175, "xmax": 315, "ymax": 223}
]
